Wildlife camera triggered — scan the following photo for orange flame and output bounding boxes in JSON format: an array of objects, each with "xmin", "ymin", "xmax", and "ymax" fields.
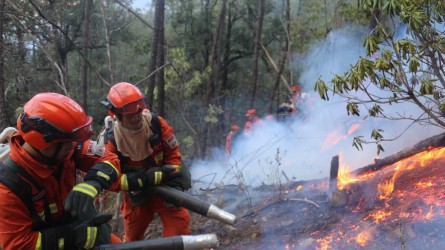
[
  {"xmin": 315, "ymin": 146, "xmax": 445, "ymax": 249},
  {"xmin": 347, "ymin": 124, "xmax": 360, "ymax": 135},
  {"xmin": 377, "ymin": 178, "xmax": 395, "ymax": 199},
  {"xmin": 355, "ymin": 230, "xmax": 372, "ymax": 246},
  {"xmin": 321, "ymin": 124, "xmax": 361, "ymax": 151},
  {"xmin": 337, "ymin": 163, "xmax": 359, "ymax": 190},
  {"xmin": 321, "ymin": 130, "xmax": 346, "ymax": 151}
]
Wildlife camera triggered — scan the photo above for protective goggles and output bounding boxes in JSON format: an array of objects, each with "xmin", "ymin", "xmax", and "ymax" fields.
[
  {"xmin": 102, "ymin": 98, "xmax": 148, "ymax": 115},
  {"xmin": 20, "ymin": 113, "xmax": 94, "ymax": 143}
]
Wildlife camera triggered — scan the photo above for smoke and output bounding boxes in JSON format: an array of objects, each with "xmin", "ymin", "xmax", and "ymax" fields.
[{"xmin": 189, "ymin": 25, "xmax": 443, "ymax": 192}]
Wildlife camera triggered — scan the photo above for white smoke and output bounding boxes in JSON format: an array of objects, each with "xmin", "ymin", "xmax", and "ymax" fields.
[{"xmin": 190, "ymin": 25, "xmax": 443, "ymax": 191}]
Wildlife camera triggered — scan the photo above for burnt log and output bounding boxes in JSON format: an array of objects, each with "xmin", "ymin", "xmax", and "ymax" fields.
[
  {"xmin": 353, "ymin": 132, "xmax": 445, "ymax": 176},
  {"xmin": 329, "ymin": 155, "xmax": 339, "ymax": 194}
]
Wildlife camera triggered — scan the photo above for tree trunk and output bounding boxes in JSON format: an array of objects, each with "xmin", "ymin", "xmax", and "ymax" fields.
[
  {"xmin": 81, "ymin": 0, "xmax": 92, "ymax": 112},
  {"xmin": 0, "ymin": 0, "xmax": 8, "ymax": 131},
  {"xmin": 99, "ymin": 0, "xmax": 115, "ymax": 86},
  {"xmin": 200, "ymin": 0, "xmax": 227, "ymax": 157},
  {"xmin": 220, "ymin": 2, "xmax": 233, "ymax": 134},
  {"xmin": 148, "ymin": 0, "xmax": 162, "ymax": 110},
  {"xmin": 156, "ymin": 0, "xmax": 166, "ymax": 116},
  {"xmin": 205, "ymin": 0, "xmax": 226, "ymax": 107},
  {"xmin": 249, "ymin": 0, "xmax": 265, "ymax": 108},
  {"xmin": 269, "ymin": 0, "xmax": 290, "ymax": 113}
]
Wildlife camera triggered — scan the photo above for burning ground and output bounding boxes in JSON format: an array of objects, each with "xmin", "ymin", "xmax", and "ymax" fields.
[{"xmin": 188, "ymin": 145, "xmax": 445, "ymax": 249}]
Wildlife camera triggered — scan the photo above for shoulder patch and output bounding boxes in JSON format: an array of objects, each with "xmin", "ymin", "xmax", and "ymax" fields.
[
  {"xmin": 86, "ymin": 141, "xmax": 105, "ymax": 156},
  {"xmin": 165, "ymin": 135, "xmax": 178, "ymax": 149}
]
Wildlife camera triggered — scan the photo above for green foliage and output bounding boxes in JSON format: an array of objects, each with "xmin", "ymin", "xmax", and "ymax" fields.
[
  {"xmin": 2, "ymin": 0, "xmax": 414, "ymax": 158},
  {"xmin": 368, "ymin": 104, "xmax": 383, "ymax": 117},
  {"xmin": 364, "ymin": 35, "xmax": 380, "ymax": 56},
  {"xmin": 317, "ymin": 0, "xmax": 445, "ymax": 155},
  {"xmin": 165, "ymin": 48, "xmax": 206, "ymax": 98},
  {"xmin": 346, "ymin": 102, "xmax": 360, "ymax": 116},
  {"xmin": 314, "ymin": 77, "xmax": 329, "ymax": 100},
  {"xmin": 352, "ymin": 136, "xmax": 364, "ymax": 151},
  {"xmin": 332, "ymin": 74, "xmax": 349, "ymax": 94},
  {"xmin": 419, "ymin": 78, "xmax": 437, "ymax": 95},
  {"xmin": 371, "ymin": 129, "xmax": 384, "ymax": 141},
  {"xmin": 376, "ymin": 143, "xmax": 385, "ymax": 155},
  {"xmin": 204, "ymin": 104, "xmax": 224, "ymax": 124}
]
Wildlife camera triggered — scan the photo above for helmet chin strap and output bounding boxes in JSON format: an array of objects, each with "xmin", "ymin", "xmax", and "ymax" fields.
[{"xmin": 34, "ymin": 142, "xmax": 64, "ymax": 166}]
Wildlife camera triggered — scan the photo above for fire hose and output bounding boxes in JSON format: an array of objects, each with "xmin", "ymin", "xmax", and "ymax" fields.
[
  {"xmin": 154, "ymin": 185, "xmax": 237, "ymax": 225},
  {"xmin": 95, "ymin": 234, "xmax": 218, "ymax": 250}
]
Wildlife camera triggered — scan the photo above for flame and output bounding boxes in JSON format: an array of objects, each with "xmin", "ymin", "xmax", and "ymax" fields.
[
  {"xmin": 314, "ymin": 146, "xmax": 445, "ymax": 249},
  {"xmin": 337, "ymin": 163, "xmax": 359, "ymax": 190},
  {"xmin": 377, "ymin": 178, "xmax": 395, "ymax": 199},
  {"xmin": 347, "ymin": 124, "xmax": 360, "ymax": 135},
  {"xmin": 355, "ymin": 230, "xmax": 372, "ymax": 246},
  {"xmin": 315, "ymin": 235, "xmax": 333, "ymax": 250},
  {"xmin": 321, "ymin": 130, "xmax": 346, "ymax": 151},
  {"xmin": 415, "ymin": 181, "xmax": 434, "ymax": 188},
  {"xmin": 321, "ymin": 124, "xmax": 361, "ymax": 151},
  {"xmin": 426, "ymin": 205, "xmax": 434, "ymax": 220}
]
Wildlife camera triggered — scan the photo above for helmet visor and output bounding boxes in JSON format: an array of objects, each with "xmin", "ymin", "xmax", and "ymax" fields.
[
  {"xmin": 112, "ymin": 98, "xmax": 148, "ymax": 115},
  {"xmin": 71, "ymin": 116, "xmax": 94, "ymax": 141},
  {"xmin": 20, "ymin": 114, "xmax": 93, "ymax": 143}
]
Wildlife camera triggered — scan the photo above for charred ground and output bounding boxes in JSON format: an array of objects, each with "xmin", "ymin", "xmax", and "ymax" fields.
[{"xmin": 104, "ymin": 147, "xmax": 445, "ymax": 250}]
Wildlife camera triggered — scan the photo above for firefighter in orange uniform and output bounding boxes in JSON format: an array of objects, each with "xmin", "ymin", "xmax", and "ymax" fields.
[
  {"xmin": 225, "ymin": 125, "xmax": 240, "ymax": 154},
  {"xmin": 244, "ymin": 109, "xmax": 262, "ymax": 135},
  {"xmin": 101, "ymin": 82, "xmax": 191, "ymax": 242},
  {"xmin": 291, "ymin": 85, "xmax": 301, "ymax": 107},
  {"xmin": 0, "ymin": 93, "xmax": 122, "ymax": 250}
]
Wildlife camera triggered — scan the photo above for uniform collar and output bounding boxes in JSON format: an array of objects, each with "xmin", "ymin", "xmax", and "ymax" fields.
[{"xmin": 9, "ymin": 134, "xmax": 59, "ymax": 179}]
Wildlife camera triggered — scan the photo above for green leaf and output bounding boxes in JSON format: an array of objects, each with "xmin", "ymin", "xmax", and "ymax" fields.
[
  {"xmin": 347, "ymin": 102, "xmax": 360, "ymax": 116},
  {"xmin": 332, "ymin": 75, "xmax": 347, "ymax": 94},
  {"xmin": 374, "ymin": 57, "xmax": 390, "ymax": 71},
  {"xmin": 352, "ymin": 136, "xmax": 364, "ymax": 151},
  {"xmin": 363, "ymin": 35, "xmax": 380, "ymax": 56},
  {"xmin": 314, "ymin": 77, "xmax": 329, "ymax": 100},
  {"xmin": 369, "ymin": 104, "xmax": 383, "ymax": 117},
  {"xmin": 379, "ymin": 76, "xmax": 391, "ymax": 89},
  {"xmin": 419, "ymin": 79, "xmax": 436, "ymax": 95},
  {"xmin": 408, "ymin": 56, "xmax": 420, "ymax": 73},
  {"xmin": 383, "ymin": 0, "xmax": 398, "ymax": 15},
  {"xmin": 439, "ymin": 101, "xmax": 445, "ymax": 114},
  {"xmin": 371, "ymin": 129, "xmax": 384, "ymax": 140},
  {"xmin": 377, "ymin": 143, "xmax": 385, "ymax": 155}
]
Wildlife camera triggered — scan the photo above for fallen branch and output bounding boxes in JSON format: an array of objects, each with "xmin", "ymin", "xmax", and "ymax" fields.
[
  {"xmin": 240, "ymin": 197, "xmax": 320, "ymax": 220},
  {"xmin": 285, "ymin": 198, "xmax": 320, "ymax": 208},
  {"xmin": 353, "ymin": 131, "xmax": 445, "ymax": 175}
]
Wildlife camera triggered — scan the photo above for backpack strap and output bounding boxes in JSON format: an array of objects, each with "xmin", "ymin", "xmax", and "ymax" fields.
[
  {"xmin": 145, "ymin": 113, "xmax": 163, "ymax": 168},
  {"xmin": 0, "ymin": 157, "xmax": 51, "ymax": 228},
  {"xmin": 149, "ymin": 113, "xmax": 162, "ymax": 146}
]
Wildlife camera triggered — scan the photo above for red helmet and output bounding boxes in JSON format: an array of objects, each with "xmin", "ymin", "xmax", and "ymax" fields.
[
  {"xmin": 292, "ymin": 85, "xmax": 301, "ymax": 92},
  {"xmin": 101, "ymin": 82, "xmax": 148, "ymax": 115},
  {"xmin": 246, "ymin": 109, "xmax": 256, "ymax": 117},
  {"xmin": 17, "ymin": 93, "xmax": 93, "ymax": 150},
  {"xmin": 231, "ymin": 125, "xmax": 240, "ymax": 131}
]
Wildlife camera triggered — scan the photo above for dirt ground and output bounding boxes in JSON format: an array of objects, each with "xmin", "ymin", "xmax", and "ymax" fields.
[{"xmin": 187, "ymin": 181, "xmax": 334, "ymax": 250}]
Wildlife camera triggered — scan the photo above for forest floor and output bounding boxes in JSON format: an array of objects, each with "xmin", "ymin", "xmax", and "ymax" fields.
[{"xmin": 104, "ymin": 151, "xmax": 445, "ymax": 250}]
